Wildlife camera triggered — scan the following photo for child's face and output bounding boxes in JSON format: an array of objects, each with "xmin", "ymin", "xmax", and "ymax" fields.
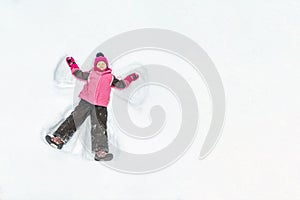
[{"xmin": 96, "ymin": 61, "xmax": 107, "ymax": 70}]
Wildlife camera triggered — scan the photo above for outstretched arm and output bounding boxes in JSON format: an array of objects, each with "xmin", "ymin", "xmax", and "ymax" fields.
[
  {"xmin": 111, "ymin": 76, "xmax": 126, "ymax": 89},
  {"xmin": 111, "ymin": 73, "xmax": 139, "ymax": 89},
  {"xmin": 73, "ymin": 70, "xmax": 90, "ymax": 80},
  {"xmin": 66, "ymin": 57, "xmax": 90, "ymax": 81}
]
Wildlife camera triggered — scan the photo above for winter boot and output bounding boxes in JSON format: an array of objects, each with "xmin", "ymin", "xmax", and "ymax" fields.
[
  {"xmin": 45, "ymin": 135, "xmax": 65, "ymax": 150},
  {"xmin": 94, "ymin": 150, "xmax": 113, "ymax": 161}
]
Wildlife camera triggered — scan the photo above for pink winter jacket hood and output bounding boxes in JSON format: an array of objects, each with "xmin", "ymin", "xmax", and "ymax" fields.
[{"xmin": 79, "ymin": 67, "xmax": 113, "ymax": 107}]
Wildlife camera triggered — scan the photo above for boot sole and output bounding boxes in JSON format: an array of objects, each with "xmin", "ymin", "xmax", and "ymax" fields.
[
  {"xmin": 94, "ymin": 153, "xmax": 114, "ymax": 161},
  {"xmin": 45, "ymin": 135, "xmax": 64, "ymax": 150}
]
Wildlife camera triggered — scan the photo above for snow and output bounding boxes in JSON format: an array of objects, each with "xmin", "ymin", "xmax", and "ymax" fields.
[{"xmin": 0, "ymin": 0, "xmax": 300, "ymax": 199}]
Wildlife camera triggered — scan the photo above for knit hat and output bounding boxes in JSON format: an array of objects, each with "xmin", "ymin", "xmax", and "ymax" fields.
[{"xmin": 94, "ymin": 56, "xmax": 109, "ymax": 68}]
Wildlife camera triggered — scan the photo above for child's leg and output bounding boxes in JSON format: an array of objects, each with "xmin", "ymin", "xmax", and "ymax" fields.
[
  {"xmin": 53, "ymin": 99, "xmax": 91, "ymax": 143},
  {"xmin": 90, "ymin": 105, "xmax": 109, "ymax": 153}
]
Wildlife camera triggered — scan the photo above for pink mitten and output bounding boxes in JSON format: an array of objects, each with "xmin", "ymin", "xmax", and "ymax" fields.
[
  {"xmin": 66, "ymin": 57, "xmax": 79, "ymax": 74},
  {"xmin": 123, "ymin": 73, "xmax": 139, "ymax": 87}
]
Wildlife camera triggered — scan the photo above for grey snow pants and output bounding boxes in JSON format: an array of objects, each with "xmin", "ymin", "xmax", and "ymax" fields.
[{"xmin": 53, "ymin": 99, "xmax": 109, "ymax": 152}]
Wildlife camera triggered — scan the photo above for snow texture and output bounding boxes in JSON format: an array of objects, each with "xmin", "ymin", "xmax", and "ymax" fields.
[{"xmin": 0, "ymin": 0, "xmax": 300, "ymax": 199}]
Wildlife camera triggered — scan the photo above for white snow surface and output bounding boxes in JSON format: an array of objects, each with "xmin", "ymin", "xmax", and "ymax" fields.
[{"xmin": 0, "ymin": 0, "xmax": 300, "ymax": 199}]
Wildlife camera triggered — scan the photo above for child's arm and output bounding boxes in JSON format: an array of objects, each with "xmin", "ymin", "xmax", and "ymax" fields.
[
  {"xmin": 66, "ymin": 57, "xmax": 90, "ymax": 80},
  {"xmin": 73, "ymin": 70, "xmax": 90, "ymax": 80},
  {"xmin": 111, "ymin": 73, "xmax": 139, "ymax": 89}
]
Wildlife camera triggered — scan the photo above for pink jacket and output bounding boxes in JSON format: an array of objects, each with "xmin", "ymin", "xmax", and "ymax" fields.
[
  {"xmin": 79, "ymin": 68, "xmax": 113, "ymax": 107},
  {"xmin": 68, "ymin": 55, "xmax": 139, "ymax": 107}
]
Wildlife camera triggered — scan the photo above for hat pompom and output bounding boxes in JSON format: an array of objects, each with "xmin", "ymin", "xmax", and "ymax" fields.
[{"xmin": 96, "ymin": 52, "xmax": 104, "ymax": 57}]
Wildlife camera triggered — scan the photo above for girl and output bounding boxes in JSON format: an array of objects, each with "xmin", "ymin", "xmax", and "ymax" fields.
[{"xmin": 45, "ymin": 52, "xmax": 139, "ymax": 161}]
